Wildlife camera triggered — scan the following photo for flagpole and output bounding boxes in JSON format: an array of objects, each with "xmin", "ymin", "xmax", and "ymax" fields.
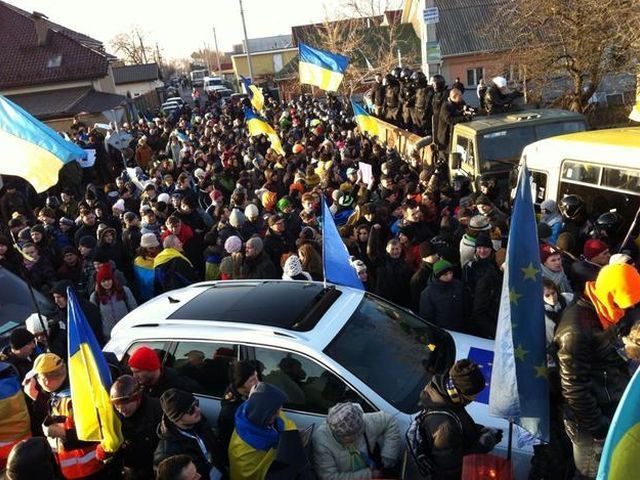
[
  {"xmin": 238, "ymin": 0, "xmax": 255, "ymax": 82},
  {"xmin": 507, "ymin": 420, "xmax": 513, "ymax": 460},
  {"xmin": 321, "ymin": 194, "xmax": 327, "ymax": 289}
]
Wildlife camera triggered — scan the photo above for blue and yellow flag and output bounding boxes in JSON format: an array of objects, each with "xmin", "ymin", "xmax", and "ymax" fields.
[
  {"xmin": 240, "ymin": 76, "xmax": 265, "ymax": 112},
  {"xmin": 321, "ymin": 198, "xmax": 364, "ymax": 290},
  {"xmin": 0, "ymin": 95, "xmax": 87, "ymax": 193},
  {"xmin": 299, "ymin": 43, "xmax": 349, "ymax": 92},
  {"xmin": 67, "ymin": 288, "xmax": 123, "ymax": 452},
  {"xmin": 598, "ymin": 367, "xmax": 640, "ymax": 479},
  {"xmin": 243, "ymin": 107, "xmax": 284, "ymax": 156},
  {"xmin": 489, "ymin": 165, "xmax": 549, "ymax": 443},
  {"xmin": 351, "ymin": 100, "xmax": 380, "ymax": 137}
]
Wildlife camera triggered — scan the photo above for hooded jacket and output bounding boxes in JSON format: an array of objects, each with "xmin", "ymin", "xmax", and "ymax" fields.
[{"xmin": 119, "ymin": 395, "xmax": 163, "ymax": 479}]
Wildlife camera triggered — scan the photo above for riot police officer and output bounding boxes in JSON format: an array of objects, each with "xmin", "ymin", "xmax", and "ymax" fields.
[
  {"xmin": 410, "ymin": 71, "xmax": 433, "ymax": 136},
  {"xmin": 430, "ymin": 74, "xmax": 449, "ymax": 148},
  {"xmin": 400, "ymin": 68, "xmax": 415, "ymax": 130},
  {"xmin": 370, "ymin": 73, "xmax": 386, "ymax": 117},
  {"xmin": 383, "ymin": 69, "xmax": 402, "ymax": 125},
  {"xmin": 559, "ymin": 194, "xmax": 592, "ymax": 255}
]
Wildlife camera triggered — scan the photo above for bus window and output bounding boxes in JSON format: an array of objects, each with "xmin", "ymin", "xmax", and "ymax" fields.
[
  {"xmin": 529, "ymin": 170, "xmax": 548, "ymax": 204},
  {"xmin": 535, "ymin": 121, "xmax": 586, "ymax": 140},
  {"xmin": 559, "ymin": 181, "xmax": 640, "ymax": 222},
  {"xmin": 602, "ymin": 167, "xmax": 640, "ymax": 192},
  {"xmin": 561, "ymin": 160, "xmax": 601, "ymax": 184}
]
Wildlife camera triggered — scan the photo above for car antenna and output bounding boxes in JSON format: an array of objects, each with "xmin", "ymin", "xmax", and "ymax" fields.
[{"xmin": 167, "ymin": 296, "xmax": 180, "ymax": 304}]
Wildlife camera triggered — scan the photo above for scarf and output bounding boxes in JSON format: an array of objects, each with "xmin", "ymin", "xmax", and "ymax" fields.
[
  {"xmin": 234, "ymin": 402, "xmax": 283, "ymax": 451},
  {"xmin": 541, "ymin": 264, "xmax": 573, "ymax": 294}
]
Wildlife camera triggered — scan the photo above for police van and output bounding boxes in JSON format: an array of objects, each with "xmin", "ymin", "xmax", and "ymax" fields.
[
  {"xmin": 448, "ymin": 109, "xmax": 587, "ymax": 193},
  {"xmin": 522, "ymin": 127, "xmax": 640, "ymax": 226}
]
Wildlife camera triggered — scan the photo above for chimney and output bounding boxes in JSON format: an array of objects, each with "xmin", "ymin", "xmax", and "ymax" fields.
[{"xmin": 31, "ymin": 11, "xmax": 50, "ymax": 46}]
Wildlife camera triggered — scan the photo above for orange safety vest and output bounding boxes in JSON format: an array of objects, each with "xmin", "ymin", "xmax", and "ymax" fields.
[{"xmin": 49, "ymin": 389, "xmax": 103, "ymax": 479}]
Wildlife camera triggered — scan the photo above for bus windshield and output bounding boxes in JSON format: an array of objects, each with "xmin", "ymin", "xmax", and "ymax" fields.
[{"xmin": 478, "ymin": 120, "xmax": 586, "ymax": 173}]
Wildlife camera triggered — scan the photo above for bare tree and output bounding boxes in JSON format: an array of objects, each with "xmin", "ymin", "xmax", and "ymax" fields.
[
  {"xmin": 298, "ymin": 0, "xmax": 417, "ymax": 96},
  {"xmin": 488, "ymin": 0, "xmax": 640, "ymax": 113},
  {"xmin": 109, "ymin": 27, "xmax": 155, "ymax": 65}
]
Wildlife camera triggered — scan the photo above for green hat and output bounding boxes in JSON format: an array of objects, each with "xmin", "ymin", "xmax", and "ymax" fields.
[
  {"xmin": 433, "ymin": 259, "xmax": 454, "ymax": 278},
  {"xmin": 276, "ymin": 197, "xmax": 291, "ymax": 212}
]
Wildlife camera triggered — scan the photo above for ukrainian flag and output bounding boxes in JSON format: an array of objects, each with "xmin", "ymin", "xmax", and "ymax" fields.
[
  {"xmin": 598, "ymin": 367, "xmax": 640, "ymax": 479},
  {"xmin": 243, "ymin": 107, "xmax": 285, "ymax": 156},
  {"xmin": 351, "ymin": 100, "xmax": 380, "ymax": 137},
  {"xmin": 0, "ymin": 95, "xmax": 87, "ymax": 193},
  {"xmin": 67, "ymin": 288, "xmax": 123, "ymax": 452},
  {"xmin": 299, "ymin": 42, "xmax": 349, "ymax": 92},
  {"xmin": 240, "ymin": 76, "xmax": 265, "ymax": 112}
]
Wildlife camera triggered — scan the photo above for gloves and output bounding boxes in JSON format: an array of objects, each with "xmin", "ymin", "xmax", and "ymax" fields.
[
  {"xmin": 478, "ymin": 427, "xmax": 503, "ymax": 450},
  {"xmin": 95, "ymin": 444, "xmax": 114, "ymax": 464}
]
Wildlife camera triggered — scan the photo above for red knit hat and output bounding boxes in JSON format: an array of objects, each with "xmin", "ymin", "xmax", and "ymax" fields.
[
  {"xmin": 96, "ymin": 263, "xmax": 113, "ymax": 285},
  {"xmin": 583, "ymin": 239, "xmax": 609, "ymax": 260},
  {"xmin": 540, "ymin": 243, "xmax": 560, "ymax": 264},
  {"xmin": 128, "ymin": 346, "xmax": 161, "ymax": 371}
]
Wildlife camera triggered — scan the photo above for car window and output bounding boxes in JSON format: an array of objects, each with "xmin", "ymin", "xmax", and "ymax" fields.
[
  {"xmin": 253, "ymin": 347, "xmax": 373, "ymax": 415},
  {"xmin": 173, "ymin": 341, "xmax": 239, "ymax": 398},
  {"xmin": 122, "ymin": 341, "xmax": 173, "ymax": 368},
  {"xmin": 325, "ymin": 294, "xmax": 455, "ymax": 414}
]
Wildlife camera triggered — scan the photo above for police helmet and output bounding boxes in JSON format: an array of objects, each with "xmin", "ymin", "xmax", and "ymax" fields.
[
  {"xmin": 594, "ymin": 211, "xmax": 624, "ymax": 238},
  {"xmin": 558, "ymin": 194, "xmax": 585, "ymax": 220},
  {"xmin": 430, "ymin": 74, "xmax": 446, "ymax": 91},
  {"xmin": 391, "ymin": 67, "xmax": 403, "ymax": 79},
  {"xmin": 400, "ymin": 68, "xmax": 413, "ymax": 81},
  {"xmin": 45, "ymin": 196, "xmax": 60, "ymax": 209}
]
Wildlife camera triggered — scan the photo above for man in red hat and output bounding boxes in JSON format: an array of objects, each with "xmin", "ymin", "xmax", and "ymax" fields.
[{"xmin": 128, "ymin": 346, "xmax": 199, "ymax": 398}]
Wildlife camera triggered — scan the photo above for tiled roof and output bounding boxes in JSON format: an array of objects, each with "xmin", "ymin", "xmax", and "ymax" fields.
[
  {"xmin": 435, "ymin": 0, "xmax": 507, "ymax": 57},
  {"xmin": 0, "ymin": 1, "xmax": 110, "ymax": 89},
  {"xmin": 112, "ymin": 63, "xmax": 160, "ymax": 85},
  {"xmin": 7, "ymin": 87, "xmax": 126, "ymax": 120}
]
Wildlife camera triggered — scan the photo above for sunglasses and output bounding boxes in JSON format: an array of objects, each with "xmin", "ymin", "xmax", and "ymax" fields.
[{"xmin": 185, "ymin": 399, "xmax": 200, "ymax": 416}]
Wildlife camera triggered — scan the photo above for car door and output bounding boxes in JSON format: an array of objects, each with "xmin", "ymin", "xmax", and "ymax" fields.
[{"xmin": 246, "ymin": 345, "xmax": 375, "ymax": 430}]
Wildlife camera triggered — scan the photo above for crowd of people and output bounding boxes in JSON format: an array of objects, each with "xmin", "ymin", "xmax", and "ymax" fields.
[{"xmin": 0, "ymin": 76, "xmax": 639, "ymax": 480}]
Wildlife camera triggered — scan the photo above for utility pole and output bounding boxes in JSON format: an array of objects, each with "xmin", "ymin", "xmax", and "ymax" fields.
[
  {"xmin": 238, "ymin": 0, "xmax": 254, "ymax": 81},
  {"xmin": 212, "ymin": 26, "xmax": 222, "ymax": 77},
  {"xmin": 136, "ymin": 30, "xmax": 148, "ymax": 64},
  {"xmin": 202, "ymin": 42, "xmax": 211, "ymax": 73}
]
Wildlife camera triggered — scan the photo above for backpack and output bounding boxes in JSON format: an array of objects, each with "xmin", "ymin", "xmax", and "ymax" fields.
[{"xmin": 405, "ymin": 409, "xmax": 463, "ymax": 477}]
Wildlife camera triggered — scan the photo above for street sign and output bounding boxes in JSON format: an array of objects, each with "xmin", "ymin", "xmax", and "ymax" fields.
[
  {"xmin": 426, "ymin": 41, "xmax": 442, "ymax": 63},
  {"xmin": 423, "ymin": 7, "xmax": 439, "ymax": 24}
]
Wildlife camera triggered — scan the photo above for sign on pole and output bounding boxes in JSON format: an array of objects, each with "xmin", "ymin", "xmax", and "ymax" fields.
[
  {"xmin": 423, "ymin": 7, "xmax": 439, "ymax": 24},
  {"xmin": 426, "ymin": 42, "xmax": 442, "ymax": 63}
]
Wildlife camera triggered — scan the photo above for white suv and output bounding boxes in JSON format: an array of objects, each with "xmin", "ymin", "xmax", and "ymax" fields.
[{"xmin": 105, "ymin": 280, "xmax": 531, "ymax": 476}]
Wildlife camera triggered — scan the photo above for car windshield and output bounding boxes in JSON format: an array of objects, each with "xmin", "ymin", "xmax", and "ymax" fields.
[{"xmin": 324, "ymin": 294, "xmax": 454, "ymax": 413}]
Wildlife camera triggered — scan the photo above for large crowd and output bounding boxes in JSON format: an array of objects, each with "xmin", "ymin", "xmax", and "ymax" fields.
[{"xmin": 0, "ymin": 75, "xmax": 639, "ymax": 480}]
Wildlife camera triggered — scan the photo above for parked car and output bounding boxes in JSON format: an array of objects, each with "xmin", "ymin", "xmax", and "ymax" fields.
[{"xmin": 105, "ymin": 280, "xmax": 531, "ymax": 477}]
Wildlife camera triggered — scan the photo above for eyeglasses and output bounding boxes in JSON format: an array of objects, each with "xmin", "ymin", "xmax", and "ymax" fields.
[{"xmin": 185, "ymin": 399, "xmax": 200, "ymax": 416}]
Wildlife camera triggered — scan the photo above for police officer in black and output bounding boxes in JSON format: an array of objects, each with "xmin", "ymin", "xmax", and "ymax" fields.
[
  {"xmin": 410, "ymin": 71, "xmax": 433, "ymax": 136},
  {"xmin": 383, "ymin": 68, "xmax": 402, "ymax": 125},
  {"xmin": 370, "ymin": 73, "xmax": 386, "ymax": 117},
  {"xmin": 429, "ymin": 74, "xmax": 449, "ymax": 148},
  {"xmin": 400, "ymin": 68, "xmax": 415, "ymax": 130}
]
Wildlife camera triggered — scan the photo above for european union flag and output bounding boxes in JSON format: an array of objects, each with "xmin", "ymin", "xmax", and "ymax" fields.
[
  {"xmin": 489, "ymin": 165, "xmax": 549, "ymax": 442},
  {"xmin": 598, "ymin": 367, "xmax": 640, "ymax": 479},
  {"xmin": 321, "ymin": 198, "xmax": 363, "ymax": 290},
  {"xmin": 67, "ymin": 288, "xmax": 123, "ymax": 452}
]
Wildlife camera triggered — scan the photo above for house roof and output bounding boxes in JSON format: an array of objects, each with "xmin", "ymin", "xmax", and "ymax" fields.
[
  {"xmin": 0, "ymin": 1, "xmax": 110, "ymax": 89},
  {"xmin": 435, "ymin": 0, "xmax": 507, "ymax": 57},
  {"xmin": 112, "ymin": 63, "xmax": 160, "ymax": 85},
  {"xmin": 7, "ymin": 87, "xmax": 126, "ymax": 120}
]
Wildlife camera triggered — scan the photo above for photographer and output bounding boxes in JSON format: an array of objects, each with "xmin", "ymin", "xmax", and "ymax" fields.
[
  {"xmin": 412, "ymin": 359, "xmax": 502, "ymax": 480},
  {"xmin": 484, "ymin": 77, "xmax": 524, "ymax": 115},
  {"xmin": 436, "ymin": 88, "xmax": 473, "ymax": 154}
]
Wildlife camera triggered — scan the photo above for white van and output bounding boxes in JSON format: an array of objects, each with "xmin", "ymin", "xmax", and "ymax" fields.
[
  {"xmin": 522, "ymin": 127, "xmax": 640, "ymax": 225},
  {"xmin": 203, "ymin": 76, "xmax": 224, "ymax": 93}
]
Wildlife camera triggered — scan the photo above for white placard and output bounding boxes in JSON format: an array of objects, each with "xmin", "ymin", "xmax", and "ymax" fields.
[
  {"xmin": 358, "ymin": 162, "xmax": 373, "ymax": 185},
  {"xmin": 77, "ymin": 149, "xmax": 96, "ymax": 168}
]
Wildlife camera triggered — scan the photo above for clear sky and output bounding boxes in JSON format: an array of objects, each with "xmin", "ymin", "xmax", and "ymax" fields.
[{"xmin": 8, "ymin": 0, "xmax": 349, "ymax": 60}]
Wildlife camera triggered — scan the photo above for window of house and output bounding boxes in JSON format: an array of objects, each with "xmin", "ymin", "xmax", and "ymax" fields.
[
  {"xmin": 47, "ymin": 55, "xmax": 62, "ymax": 68},
  {"xmin": 466, "ymin": 67, "xmax": 484, "ymax": 87},
  {"xmin": 253, "ymin": 347, "xmax": 373, "ymax": 415}
]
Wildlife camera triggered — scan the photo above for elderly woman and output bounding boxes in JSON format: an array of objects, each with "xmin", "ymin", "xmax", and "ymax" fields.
[{"xmin": 311, "ymin": 402, "xmax": 402, "ymax": 479}]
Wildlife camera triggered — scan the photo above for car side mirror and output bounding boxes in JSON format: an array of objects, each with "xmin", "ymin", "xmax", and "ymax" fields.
[{"xmin": 449, "ymin": 152, "xmax": 462, "ymax": 170}]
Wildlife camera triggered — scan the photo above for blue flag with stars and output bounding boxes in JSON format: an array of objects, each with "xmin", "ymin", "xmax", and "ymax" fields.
[{"xmin": 489, "ymin": 165, "xmax": 549, "ymax": 443}]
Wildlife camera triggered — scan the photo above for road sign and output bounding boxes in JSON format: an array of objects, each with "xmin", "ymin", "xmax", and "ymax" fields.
[{"xmin": 423, "ymin": 7, "xmax": 439, "ymax": 24}]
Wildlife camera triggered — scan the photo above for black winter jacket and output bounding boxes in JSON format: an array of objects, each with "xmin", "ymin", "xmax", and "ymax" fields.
[
  {"xmin": 419, "ymin": 278, "xmax": 466, "ymax": 331},
  {"xmin": 418, "ymin": 376, "xmax": 490, "ymax": 480},
  {"xmin": 145, "ymin": 366, "xmax": 201, "ymax": 399},
  {"xmin": 154, "ymin": 415, "xmax": 225, "ymax": 478},
  {"xmin": 554, "ymin": 297, "xmax": 630, "ymax": 437},
  {"xmin": 241, "ymin": 252, "xmax": 279, "ymax": 280},
  {"xmin": 120, "ymin": 395, "xmax": 163, "ymax": 479},
  {"xmin": 375, "ymin": 257, "xmax": 414, "ymax": 309},
  {"xmin": 410, "ymin": 261, "xmax": 434, "ymax": 312}
]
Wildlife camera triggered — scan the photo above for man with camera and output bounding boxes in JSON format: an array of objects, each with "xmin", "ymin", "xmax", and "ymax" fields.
[{"xmin": 435, "ymin": 88, "xmax": 474, "ymax": 155}]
